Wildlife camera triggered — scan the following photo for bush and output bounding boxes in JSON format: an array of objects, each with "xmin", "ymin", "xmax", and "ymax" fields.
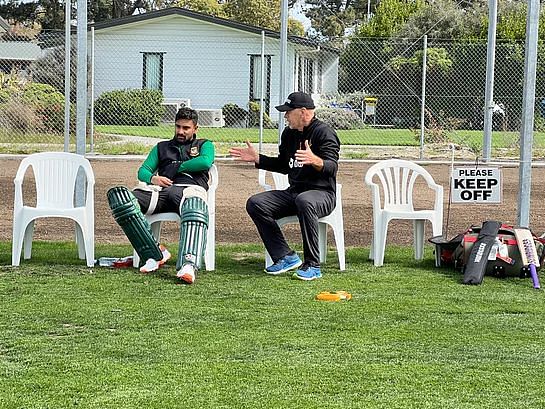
[
  {"xmin": 21, "ymin": 83, "xmax": 65, "ymax": 132},
  {"xmin": 222, "ymin": 103, "xmax": 248, "ymax": 127},
  {"xmin": 320, "ymin": 91, "xmax": 368, "ymax": 110},
  {"xmin": 315, "ymin": 107, "xmax": 367, "ymax": 130},
  {"xmin": 0, "ymin": 98, "xmax": 42, "ymax": 133},
  {"xmin": 247, "ymin": 101, "xmax": 274, "ymax": 128},
  {"xmin": 94, "ymin": 89, "xmax": 165, "ymax": 126}
]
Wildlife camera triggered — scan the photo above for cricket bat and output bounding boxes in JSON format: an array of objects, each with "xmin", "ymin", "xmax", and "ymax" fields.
[{"xmin": 514, "ymin": 228, "xmax": 540, "ymax": 289}]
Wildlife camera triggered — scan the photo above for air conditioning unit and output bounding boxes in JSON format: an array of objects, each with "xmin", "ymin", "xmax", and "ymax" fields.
[
  {"xmin": 161, "ymin": 98, "xmax": 191, "ymax": 123},
  {"xmin": 196, "ymin": 109, "xmax": 224, "ymax": 128}
]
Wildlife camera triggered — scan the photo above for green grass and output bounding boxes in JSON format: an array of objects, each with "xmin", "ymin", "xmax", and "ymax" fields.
[
  {"xmin": 3, "ymin": 126, "xmax": 545, "ymax": 156},
  {"xmin": 95, "ymin": 124, "xmax": 422, "ymax": 145},
  {"xmin": 94, "ymin": 125, "xmax": 545, "ymax": 148},
  {"xmin": 2, "ymin": 241, "xmax": 545, "ymax": 408}
]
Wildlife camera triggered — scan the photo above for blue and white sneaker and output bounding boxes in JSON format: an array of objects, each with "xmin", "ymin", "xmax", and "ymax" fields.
[
  {"xmin": 265, "ymin": 253, "xmax": 302, "ymax": 275},
  {"xmin": 292, "ymin": 264, "xmax": 322, "ymax": 281}
]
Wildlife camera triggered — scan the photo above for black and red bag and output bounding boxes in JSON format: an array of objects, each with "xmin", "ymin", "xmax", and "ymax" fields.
[{"xmin": 430, "ymin": 222, "xmax": 545, "ymax": 279}]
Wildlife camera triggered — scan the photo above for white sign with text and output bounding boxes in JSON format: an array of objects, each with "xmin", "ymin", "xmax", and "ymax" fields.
[{"xmin": 451, "ymin": 167, "xmax": 502, "ymax": 203}]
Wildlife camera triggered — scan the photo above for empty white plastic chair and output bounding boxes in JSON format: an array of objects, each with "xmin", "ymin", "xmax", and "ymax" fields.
[
  {"xmin": 364, "ymin": 159, "xmax": 443, "ymax": 267},
  {"xmin": 12, "ymin": 152, "xmax": 95, "ymax": 267},
  {"xmin": 258, "ymin": 169, "xmax": 346, "ymax": 271},
  {"xmin": 132, "ymin": 164, "xmax": 218, "ymax": 271}
]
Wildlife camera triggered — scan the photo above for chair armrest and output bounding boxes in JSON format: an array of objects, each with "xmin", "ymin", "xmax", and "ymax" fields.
[{"xmin": 258, "ymin": 169, "xmax": 273, "ymax": 191}]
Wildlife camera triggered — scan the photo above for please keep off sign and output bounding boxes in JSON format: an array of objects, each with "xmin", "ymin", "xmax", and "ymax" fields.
[{"xmin": 451, "ymin": 167, "xmax": 502, "ymax": 203}]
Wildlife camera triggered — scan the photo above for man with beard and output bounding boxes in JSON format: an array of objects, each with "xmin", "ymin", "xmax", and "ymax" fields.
[{"xmin": 107, "ymin": 107, "xmax": 215, "ymax": 284}]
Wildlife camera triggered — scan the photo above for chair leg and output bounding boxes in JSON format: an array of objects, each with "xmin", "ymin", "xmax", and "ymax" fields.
[
  {"xmin": 369, "ymin": 235, "xmax": 374, "ymax": 260},
  {"xmin": 204, "ymin": 222, "xmax": 215, "ymax": 271},
  {"xmin": 84, "ymin": 222, "xmax": 95, "ymax": 268},
  {"xmin": 414, "ymin": 220, "xmax": 425, "ymax": 260},
  {"xmin": 431, "ymin": 220, "xmax": 442, "ymax": 267},
  {"xmin": 318, "ymin": 223, "xmax": 327, "ymax": 263},
  {"xmin": 76, "ymin": 222, "xmax": 85, "ymax": 260},
  {"xmin": 332, "ymin": 223, "xmax": 346, "ymax": 271},
  {"xmin": 133, "ymin": 250, "xmax": 140, "ymax": 268},
  {"xmin": 23, "ymin": 221, "xmax": 35, "ymax": 260},
  {"xmin": 151, "ymin": 222, "xmax": 162, "ymax": 242},
  {"xmin": 11, "ymin": 217, "xmax": 26, "ymax": 266},
  {"xmin": 265, "ymin": 249, "xmax": 273, "ymax": 268},
  {"xmin": 373, "ymin": 219, "xmax": 389, "ymax": 267}
]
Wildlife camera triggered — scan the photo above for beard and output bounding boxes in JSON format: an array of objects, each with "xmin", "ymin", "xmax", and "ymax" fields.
[{"xmin": 175, "ymin": 134, "xmax": 193, "ymax": 144}]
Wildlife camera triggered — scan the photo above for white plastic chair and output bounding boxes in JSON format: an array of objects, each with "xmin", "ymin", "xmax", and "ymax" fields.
[
  {"xmin": 12, "ymin": 152, "xmax": 95, "ymax": 267},
  {"xmin": 132, "ymin": 164, "xmax": 218, "ymax": 271},
  {"xmin": 364, "ymin": 159, "xmax": 443, "ymax": 267},
  {"xmin": 258, "ymin": 169, "xmax": 346, "ymax": 270}
]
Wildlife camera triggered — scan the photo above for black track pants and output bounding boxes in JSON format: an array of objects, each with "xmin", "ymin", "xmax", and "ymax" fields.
[{"xmin": 246, "ymin": 189, "xmax": 335, "ymax": 266}]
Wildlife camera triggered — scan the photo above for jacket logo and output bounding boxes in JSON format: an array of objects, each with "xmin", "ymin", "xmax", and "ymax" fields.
[
  {"xmin": 189, "ymin": 146, "xmax": 199, "ymax": 157},
  {"xmin": 289, "ymin": 157, "xmax": 303, "ymax": 168}
]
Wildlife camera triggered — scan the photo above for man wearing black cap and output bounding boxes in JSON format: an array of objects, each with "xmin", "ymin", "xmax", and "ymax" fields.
[{"xmin": 229, "ymin": 91, "xmax": 340, "ymax": 280}]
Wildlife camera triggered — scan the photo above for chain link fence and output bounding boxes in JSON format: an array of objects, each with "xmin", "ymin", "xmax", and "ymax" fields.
[{"xmin": 1, "ymin": 25, "xmax": 543, "ymax": 160}]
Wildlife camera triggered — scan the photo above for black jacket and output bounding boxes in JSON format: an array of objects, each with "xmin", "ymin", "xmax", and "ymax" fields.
[
  {"xmin": 257, "ymin": 118, "xmax": 340, "ymax": 193},
  {"xmin": 156, "ymin": 137, "xmax": 209, "ymax": 189}
]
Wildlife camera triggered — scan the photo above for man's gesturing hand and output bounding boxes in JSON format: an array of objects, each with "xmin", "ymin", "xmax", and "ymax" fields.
[
  {"xmin": 295, "ymin": 140, "xmax": 323, "ymax": 170},
  {"xmin": 229, "ymin": 140, "xmax": 259, "ymax": 164}
]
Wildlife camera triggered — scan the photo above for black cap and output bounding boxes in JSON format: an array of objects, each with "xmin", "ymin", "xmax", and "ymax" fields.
[{"xmin": 275, "ymin": 92, "xmax": 315, "ymax": 112}]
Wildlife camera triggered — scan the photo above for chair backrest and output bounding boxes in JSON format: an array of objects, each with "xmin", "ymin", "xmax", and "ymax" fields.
[
  {"xmin": 14, "ymin": 152, "xmax": 95, "ymax": 209},
  {"xmin": 364, "ymin": 159, "xmax": 441, "ymax": 211}
]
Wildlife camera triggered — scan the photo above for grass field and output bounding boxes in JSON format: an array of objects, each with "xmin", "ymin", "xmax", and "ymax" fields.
[
  {"xmin": 2, "ymin": 241, "xmax": 545, "ymax": 408},
  {"xmin": 96, "ymin": 124, "xmax": 536, "ymax": 148},
  {"xmin": 1, "ymin": 126, "xmax": 542, "ymax": 157}
]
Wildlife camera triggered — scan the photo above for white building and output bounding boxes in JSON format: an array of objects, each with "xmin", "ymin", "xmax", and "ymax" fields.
[{"xmin": 91, "ymin": 7, "xmax": 339, "ymax": 120}]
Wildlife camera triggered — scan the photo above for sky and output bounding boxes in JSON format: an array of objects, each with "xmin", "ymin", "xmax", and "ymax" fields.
[{"xmin": 290, "ymin": 0, "xmax": 312, "ymax": 31}]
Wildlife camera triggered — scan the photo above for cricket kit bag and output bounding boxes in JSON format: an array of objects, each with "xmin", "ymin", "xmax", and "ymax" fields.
[{"xmin": 429, "ymin": 221, "xmax": 545, "ymax": 285}]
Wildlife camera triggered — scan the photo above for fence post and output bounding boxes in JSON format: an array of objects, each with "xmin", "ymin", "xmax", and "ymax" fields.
[
  {"xmin": 517, "ymin": 0, "xmax": 541, "ymax": 228},
  {"xmin": 483, "ymin": 0, "xmax": 498, "ymax": 162},
  {"xmin": 419, "ymin": 35, "xmax": 427, "ymax": 160},
  {"xmin": 63, "ymin": 0, "xmax": 71, "ymax": 152}
]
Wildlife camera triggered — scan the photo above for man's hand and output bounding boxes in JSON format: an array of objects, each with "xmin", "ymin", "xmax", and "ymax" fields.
[
  {"xmin": 229, "ymin": 141, "xmax": 259, "ymax": 164},
  {"xmin": 295, "ymin": 140, "xmax": 323, "ymax": 170},
  {"xmin": 151, "ymin": 175, "xmax": 173, "ymax": 187}
]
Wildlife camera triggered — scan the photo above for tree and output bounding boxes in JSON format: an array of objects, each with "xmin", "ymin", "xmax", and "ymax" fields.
[
  {"xmin": 356, "ymin": 0, "xmax": 424, "ymax": 38},
  {"xmin": 175, "ymin": 0, "xmax": 224, "ymax": 16},
  {"xmin": 34, "ymin": 0, "xmax": 65, "ymax": 29},
  {"xmin": 303, "ymin": 0, "xmax": 373, "ymax": 40},
  {"xmin": 223, "ymin": 0, "xmax": 281, "ymax": 30}
]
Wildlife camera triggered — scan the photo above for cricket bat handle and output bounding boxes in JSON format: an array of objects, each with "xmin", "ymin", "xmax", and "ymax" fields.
[{"xmin": 529, "ymin": 264, "xmax": 540, "ymax": 289}]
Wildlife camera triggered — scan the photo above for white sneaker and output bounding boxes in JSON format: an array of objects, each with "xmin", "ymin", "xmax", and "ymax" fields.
[
  {"xmin": 177, "ymin": 264, "xmax": 196, "ymax": 284},
  {"xmin": 139, "ymin": 245, "xmax": 171, "ymax": 274},
  {"xmin": 160, "ymin": 245, "xmax": 172, "ymax": 264},
  {"xmin": 139, "ymin": 258, "xmax": 160, "ymax": 274}
]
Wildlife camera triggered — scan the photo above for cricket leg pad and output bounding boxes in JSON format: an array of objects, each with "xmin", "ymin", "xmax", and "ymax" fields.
[
  {"xmin": 177, "ymin": 196, "xmax": 209, "ymax": 270},
  {"xmin": 107, "ymin": 186, "xmax": 163, "ymax": 263}
]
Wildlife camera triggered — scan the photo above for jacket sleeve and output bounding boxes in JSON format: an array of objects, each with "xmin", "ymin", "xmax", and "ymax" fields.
[
  {"xmin": 316, "ymin": 128, "xmax": 340, "ymax": 177},
  {"xmin": 256, "ymin": 130, "xmax": 290, "ymax": 174},
  {"xmin": 178, "ymin": 140, "xmax": 215, "ymax": 173},
  {"xmin": 137, "ymin": 145, "xmax": 159, "ymax": 184}
]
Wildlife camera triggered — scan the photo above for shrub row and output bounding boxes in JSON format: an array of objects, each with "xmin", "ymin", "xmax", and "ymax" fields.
[{"xmin": 94, "ymin": 89, "xmax": 164, "ymax": 126}]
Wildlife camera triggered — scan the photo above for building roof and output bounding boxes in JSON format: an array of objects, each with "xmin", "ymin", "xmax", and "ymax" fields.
[
  {"xmin": 91, "ymin": 7, "xmax": 339, "ymax": 54},
  {"xmin": 0, "ymin": 16, "xmax": 10, "ymax": 33},
  {"xmin": 0, "ymin": 41, "xmax": 41, "ymax": 61}
]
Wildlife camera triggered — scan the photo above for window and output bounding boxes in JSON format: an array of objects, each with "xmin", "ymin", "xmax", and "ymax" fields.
[
  {"xmin": 142, "ymin": 52, "xmax": 164, "ymax": 91},
  {"xmin": 297, "ymin": 56, "xmax": 315, "ymax": 94},
  {"xmin": 249, "ymin": 54, "xmax": 272, "ymax": 111}
]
